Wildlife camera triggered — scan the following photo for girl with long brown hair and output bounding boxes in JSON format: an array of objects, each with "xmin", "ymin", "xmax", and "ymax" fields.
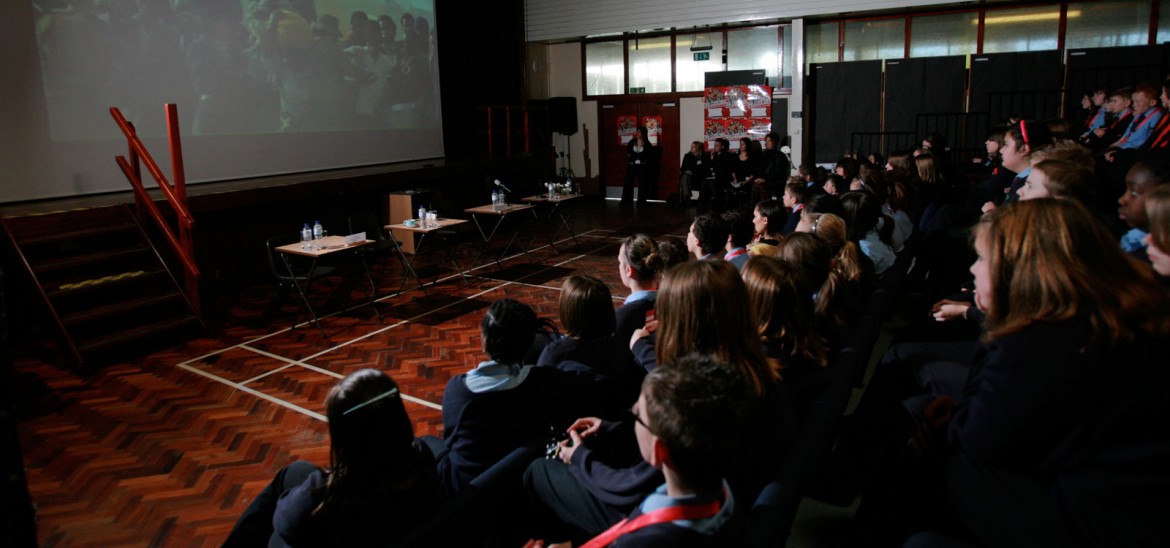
[{"xmin": 947, "ymin": 199, "xmax": 1170, "ymax": 546}]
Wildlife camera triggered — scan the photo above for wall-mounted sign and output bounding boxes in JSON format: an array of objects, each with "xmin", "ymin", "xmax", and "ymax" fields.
[{"xmin": 693, "ymin": 52, "xmax": 710, "ymax": 61}]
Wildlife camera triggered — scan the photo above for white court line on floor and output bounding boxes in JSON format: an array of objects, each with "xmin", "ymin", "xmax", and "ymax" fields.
[
  {"xmin": 177, "ymin": 362, "xmax": 328, "ymax": 422},
  {"xmin": 173, "ymin": 230, "xmax": 613, "ymax": 417}
]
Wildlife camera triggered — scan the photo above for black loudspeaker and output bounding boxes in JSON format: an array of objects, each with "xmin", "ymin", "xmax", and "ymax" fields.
[{"xmin": 549, "ymin": 96, "xmax": 578, "ymax": 135}]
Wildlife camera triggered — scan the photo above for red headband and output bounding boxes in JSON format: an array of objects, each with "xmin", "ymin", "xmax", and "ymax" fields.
[{"xmin": 1020, "ymin": 121, "xmax": 1030, "ymax": 148}]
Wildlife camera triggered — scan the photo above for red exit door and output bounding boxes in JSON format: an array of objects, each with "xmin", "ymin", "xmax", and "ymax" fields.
[{"xmin": 598, "ymin": 100, "xmax": 680, "ymax": 201}]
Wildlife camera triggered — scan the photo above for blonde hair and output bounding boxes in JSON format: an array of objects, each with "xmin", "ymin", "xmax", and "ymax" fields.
[
  {"xmin": 801, "ymin": 211, "xmax": 865, "ymax": 284},
  {"xmin": 1145, "ymin": 184, "xmax": 1170, "ymax": 253}
]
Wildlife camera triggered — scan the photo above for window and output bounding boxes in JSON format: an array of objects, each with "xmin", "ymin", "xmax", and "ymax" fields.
[
  {"xmin": 843, "ymin": 19, "xmax": 904, "ymax": 61},
  {"xmin": 628, "ymin": 36, "xmax": 672, "ymax": 93},
  {"xmin": 806, "ymin": 22, "xmax": 840, "ymax": 67},
  {"xmin": 910, "ymin": 13, "xmax": 977, "ymax": 58},
  {"xmin": 676, "ymin": 32, "xmax": 724, "ymax": 92},
  {"xmin": 585, "ymin": 41, "xmax": 625, "ymax": 96},
  {"xmin": 780, "ymin": 27, "xmax": 793, "ymax": 90},
  {"xmin": 728, "ymin": 25, "xmax": 781, "ymax": 88},
  {"xmin": 1066, "ymin": 0, "xmax": 1151, "ymax": 50},
  {"xmin": 982, "ymin": 5, "xmax": 1060, "ymax": 54}
]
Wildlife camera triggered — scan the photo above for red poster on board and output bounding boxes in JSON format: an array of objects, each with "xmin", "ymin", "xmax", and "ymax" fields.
[
  {"xmin": 642, "ymin": 115, "xmax": 662, "ymax": 145},
  {"xmin": 704, "ymin": 85, "xmax": 772, "ymax": 149},
  {"xmin": 617, "ymin": 115, "xmax": 638, "ymax": 144}
]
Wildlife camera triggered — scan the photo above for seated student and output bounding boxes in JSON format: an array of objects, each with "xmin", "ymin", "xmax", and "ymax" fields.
[
  {"xmin": 224, "ymin": 369, "xmax": 444, "ymax": 547},
  {"xmin": 823, "ymin": 173, "xmax": 845, "ymax": 196},
  {"xmin": 742, "ymin": 256, "xmax": 831, "ymax": 416},
  {"xmin": 982, "ymin": 120, "xmax": 1056, "ymax": 214},
  {"xmin": 614, "ymin": 234, "xmax": 685, "ymax": 347},
  {"xmin": 1117, "ymin": 151, "xmax": 1170, "ymax": 260},
  {"xmin": 1106, "ymin": 83, "xmax": 1163, "ymax": 152},
  {"xmin": 748, "ymin": 199, "xmax": 786, "ymax": 256},
  {"xmin": 796, "ymin": 211, "xmax": 875, "ymax": 297},
  {"xmin": 1142, "ymin": 76, "xmax": 1170, "ymax": 151},
  {"xmin": 525, "ymin": 261, "xmax": 793, "ymax": 544},
  {"xmin": 1143, "ymin": 184, "xmax": 1170, "ymax": 277},
  {"xmin": 840, "ymin": 191, "xmax": 897, "ymax": 277},
  {"xmin": 685, "ymin": 212, "xmax": 728, "ymax": 260},
  {"xmin": 774, "ymin": 232, "xmax": 862, "ymax": 351},
  {"xmin": 575, "ymin": 355, "xmax": 748, "ymax": 548},
  {"xmin": 944, "ymin": 199, "xmax": 1170, "ymax": 547},
  {"xmin": 678, "ymin": 141, "xmax": 707, "ymax": 206},
  {"xmin": 719, "ymin": 209, "xmax": 753, "ymax": 270},
  {"xmin": 781, "ymin": 178, "xmax": 813, "ymax": 235},
  {"xmin": 1083, "ymin": 87, "xmax": 1133, "ymax": 152},
  {"xmin": 1013, "ymin": 159, "xmax": 1097, "ymax": 207},
  {"xmin": 433, "ymin": 298, "xmax": 591, "ymax": 492},
  {"xmin": 538, "ymin": 275, "xmax": 641, "ymax": 418}
]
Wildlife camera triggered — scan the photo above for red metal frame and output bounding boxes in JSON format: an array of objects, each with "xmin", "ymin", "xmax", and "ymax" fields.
[{"xmin": 109, "ymin": 105, "xmax": 201, "ymax": 317}]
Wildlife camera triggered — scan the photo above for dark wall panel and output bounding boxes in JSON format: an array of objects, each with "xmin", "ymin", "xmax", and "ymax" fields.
[
  {"xmin": 970, "ymin": 50, "xmax": 1063, "ymax": 124},
  {"xmin": 810, "ymin": 60, "xmax": 882, "ymax": 163},
  {"xmin": 884, "ymin": 56, "xmax": 966, "ymax": 134}
]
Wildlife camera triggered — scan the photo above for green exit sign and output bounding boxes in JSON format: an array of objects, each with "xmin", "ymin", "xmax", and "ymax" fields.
[
  {"xmin": 629, "ymin": 87, "xmax": 646, "ymax": 94},
  {"xmin": 693, "ymin": 52, "xmax": 710, "ymax": 61}
]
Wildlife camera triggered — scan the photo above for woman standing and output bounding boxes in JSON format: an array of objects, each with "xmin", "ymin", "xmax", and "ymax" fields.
[{"xmin": 623, "ymin": 126, "xmax": 657, "ymax": 206}]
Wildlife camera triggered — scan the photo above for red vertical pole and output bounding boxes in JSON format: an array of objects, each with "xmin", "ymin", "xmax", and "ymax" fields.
[{"xmin": 166, "ymin": 104, "xmax": 186, "ymax": 202}]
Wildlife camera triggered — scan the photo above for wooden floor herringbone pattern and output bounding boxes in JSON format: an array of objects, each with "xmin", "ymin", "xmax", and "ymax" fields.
[{"xmin": 13, "ymin": 200, "xmax": 693, "ymax": 547}]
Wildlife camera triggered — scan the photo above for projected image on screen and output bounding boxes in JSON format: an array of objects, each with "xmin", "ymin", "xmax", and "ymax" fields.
[{"xmin": 34, "ymin": 0, "xmax": 438, "ymax": 140}]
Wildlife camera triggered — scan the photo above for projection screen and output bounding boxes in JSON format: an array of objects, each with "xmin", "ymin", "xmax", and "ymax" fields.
[{"xmin": 1, "ymin": 0, "xmax": 443, "ymax": 204}]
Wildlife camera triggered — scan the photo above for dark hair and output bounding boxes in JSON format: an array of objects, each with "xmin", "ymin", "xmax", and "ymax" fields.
[
  {"xmin": 840, "ymin": 191, "xmax": 894, "ymax": 246},
  {"xmin": 481, "ymin": 299, "xmax": 539, "ymax": 362},
  {"xmin": 721, "ymin": 209, "xmax": 755, "ymax": 248},
  {"xmin": 775, "ymin": 232, "xmax": 843, "ymax": 330},
  {"xmin": 692, "ymin": 213, "xmax": 728, "ymax": 256},
  {"xmin": 559, "ymin": 275, "xmax": 615, "ymax": 340},
  {"xmin": 754, "ymin": 199, "xmax": 787, "ymax": 236},
  {"xmin": 622, "ymin": 233, "xmax": 667, "ymax": 282},
  {"xmin": 784, "ymin": 180, "xmax": 812, "ymax": 205},
  {"xmin": 804, "ymin": 192, "xmax": 845, "ymax": 219},
  {"xmin": 834, "ymin": 156, "xmax": 860, "ymax": 181},
  {"xmin": 642, "ymin": 353, "xmax": 749, "ymax": 491},
  {"xmin": 765, "ymin": 131, "xmax": 781, "ymax": 145},
  {"xmin": 323, "ymin": 369, "xmax": 431, "ymax": 512},
  {"xmin": 1006, "ymin": 119, "xmax": 1055, "ymax": 155}
]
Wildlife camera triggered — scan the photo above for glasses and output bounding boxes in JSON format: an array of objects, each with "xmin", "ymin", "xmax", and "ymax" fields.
[{"xmin": 630, "ymin": 405, "xmax": 654, "ymax": 434}]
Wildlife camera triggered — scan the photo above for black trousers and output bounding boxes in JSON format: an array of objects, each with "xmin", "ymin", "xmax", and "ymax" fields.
[
  {"xmin": 622, "ymin": 164, "xmax": 655, "ymax": 204},
  {"xmin": 523, "ymin": 458, "xmax": 627, "ymax": 545},
  {"xmin": 223, "ymin": 460, "xmax": 319, "ymax": 547}
]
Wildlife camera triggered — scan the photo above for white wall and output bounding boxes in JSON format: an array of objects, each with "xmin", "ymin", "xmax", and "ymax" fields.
[
  {"xmin": 547, "ymin": 42, "xmax": 599, "ymax": 179},
  {"xmin": 526, "ymin": 0, "xmax": 955, "ymax": 42}
]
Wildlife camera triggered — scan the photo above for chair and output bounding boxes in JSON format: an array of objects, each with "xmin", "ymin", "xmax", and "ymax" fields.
[
  {"xmin": 266, "ymin": 234, "xmax": 335, "ymax": 333},
  {"xmin": 348, "ymin": 211, "xmax": 400, "ymax": 260}
]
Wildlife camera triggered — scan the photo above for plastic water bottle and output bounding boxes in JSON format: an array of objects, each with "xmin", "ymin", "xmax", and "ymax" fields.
[
  {"xmin": 491, "ymin": 190, "xmax": 499, "ymax": 209},
  {"xmin": 300, "ymin": 223, "xmax": 312, "ymax": 249},
  {"xmin": 312, "ymin": 220, "xmax": 324, "ymax": 243},
  {"xmin": 418, "ymin": 205, "xmax": 427, "ymax": 223}
]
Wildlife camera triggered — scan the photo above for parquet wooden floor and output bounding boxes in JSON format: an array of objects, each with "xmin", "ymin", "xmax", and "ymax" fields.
[{"xmin": 12, "ymin": 200, "xmax": 693, "ymax": 547}]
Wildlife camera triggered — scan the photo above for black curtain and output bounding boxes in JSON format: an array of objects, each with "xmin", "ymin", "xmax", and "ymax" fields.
[
  {"xmin": 884, "ymin": 56, "xmax": 968, "ymax": 153},
  {"xmin": 969, "ymin": 50, "xmax": 1063, "ymax": 124},
  {"xmin": 810, "ymin": 60, "xmax": 882, "ymax": 163}
]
